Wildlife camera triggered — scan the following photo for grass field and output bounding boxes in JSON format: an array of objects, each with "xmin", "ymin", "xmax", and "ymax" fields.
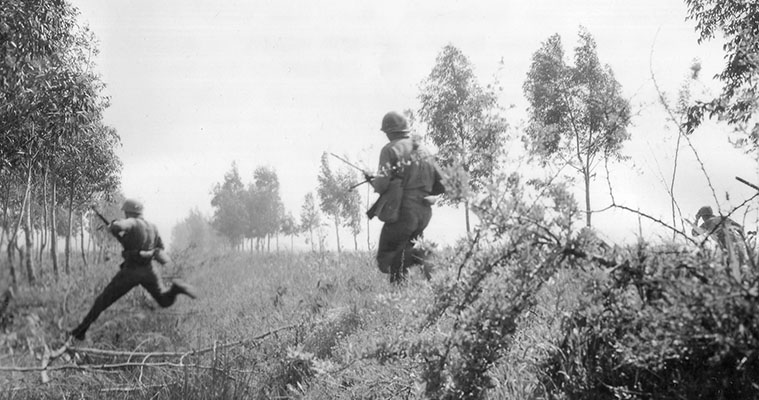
[
  {"xmin": 2, "ymin": 248, "xmax": 509, "ymax": 399},
  {"xmin": 4, "ymin": 236, "xmax": 755, "ymax": 399}
]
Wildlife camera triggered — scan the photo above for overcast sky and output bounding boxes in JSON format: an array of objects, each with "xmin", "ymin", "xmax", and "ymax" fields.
[{"xmin": 68, "ymin": 0, "xmax": 758, "ymax": 249}]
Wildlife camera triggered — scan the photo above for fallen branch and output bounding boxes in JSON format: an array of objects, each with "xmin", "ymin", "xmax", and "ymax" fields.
[{"xmin": 0, "ymin": 323, "xmax": 300, "ymax": 381}]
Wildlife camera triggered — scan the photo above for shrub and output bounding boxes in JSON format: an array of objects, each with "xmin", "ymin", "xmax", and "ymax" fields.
[{"xmin": 539, "ymin": 243, "xmax": 759, "ymax": 399}]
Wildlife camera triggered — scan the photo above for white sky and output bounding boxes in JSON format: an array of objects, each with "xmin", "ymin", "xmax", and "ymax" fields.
[{"xmin": 69, "ymin": 0, "xmax": 758, "ymax": 249}]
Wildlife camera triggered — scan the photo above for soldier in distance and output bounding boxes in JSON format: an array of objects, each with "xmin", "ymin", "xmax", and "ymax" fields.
[
  {"xmin": 691, "ymin": 205, "xmax": 744, "ymax": 250},
  {"xmin": 365, "ymin": 111, "xmax": 445, "ymax": 284},
  {"xmin": 69, "ymin": 198, "xmax": 197, "ymax": 341}
]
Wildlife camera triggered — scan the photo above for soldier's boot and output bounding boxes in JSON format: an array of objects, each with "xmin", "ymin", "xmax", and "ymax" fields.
[{"xmin": 172, "ymin": 281, "xmax": 198, "ymax": 299}]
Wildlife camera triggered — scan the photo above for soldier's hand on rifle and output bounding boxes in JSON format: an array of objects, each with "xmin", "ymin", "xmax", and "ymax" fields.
[{"xmin": 363, "ymin": 170, "xmax": 374, "ymax": 182}]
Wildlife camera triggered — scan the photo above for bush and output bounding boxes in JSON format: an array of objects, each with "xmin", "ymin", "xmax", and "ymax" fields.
[{"xmin": 539, "ymin": 243, "xmax": 759, "ymax": 399}]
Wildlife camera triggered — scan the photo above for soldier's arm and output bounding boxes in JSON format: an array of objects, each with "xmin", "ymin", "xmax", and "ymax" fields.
[
  {"xmin": 153, "ymin": 233, "xmax": 172, "ymax": 265},
  {"xmin": 109, "ymin": 219, "xmax": 133, "ymax": 238},
  {"xmin": 370, "ymin": 147, "xmax": 396, "ymax": 194}
]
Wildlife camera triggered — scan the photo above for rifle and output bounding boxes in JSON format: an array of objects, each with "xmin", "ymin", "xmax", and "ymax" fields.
[
  {"xmin": 90, "ymin": 205, "xmax": 122, "ymax": 243},
  {"xmin": 329, "ymin": 152, "xmax": 374, "ymax": 190},
  {"xmin": 90, "ymin": 205, "xmax": 110, "ymax": 227}
]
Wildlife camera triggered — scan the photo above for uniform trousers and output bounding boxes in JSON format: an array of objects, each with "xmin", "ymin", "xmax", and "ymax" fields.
[
  {"xmin": 71, "ymin": 262, "xmax": 181, "ymax": 339},
  {"xmin": 376, "ymin": 197, "xmax": 432, "ymax": 283}
]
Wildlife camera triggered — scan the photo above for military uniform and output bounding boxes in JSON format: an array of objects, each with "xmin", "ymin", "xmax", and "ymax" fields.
[
  {"xmin": 371, "ymin": 112, "xmax": 444, "ymax": 283},
  {"xmin": 693, "ymin": 206, "xmax": 744, "ymax": 250},
  {"xmin": 70, "ymin": 200, "xmax": 195, "ymax": 340}
]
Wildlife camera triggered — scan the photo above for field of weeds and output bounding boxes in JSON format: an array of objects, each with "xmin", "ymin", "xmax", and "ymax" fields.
[
  {"xmin": 2, "ymin": 233, "xmax": 757, "ymax": 399},
  {"xmin": 0, "ymin": 248, "xmax": 473, "ymax": 399}
]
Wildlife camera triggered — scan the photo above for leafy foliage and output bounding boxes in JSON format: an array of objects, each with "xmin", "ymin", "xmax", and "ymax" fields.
[
  {"xmin": 418, "ymin": 44, "xmax": 509, "ymax": 232},
  {"xmin": 316, "ymin": 153, "xmax": 361, "ymax": 253},
  {"xmin": 684, "ymin": 0, "xmax": 759, "ymax": 152},
  {"xmin": 524, "ymin": 28, "xmax": 631, "ymax": 227},
  {"xmin": 539, "ymin": 243, "xmax": 759, "ymax": 399},
  {"xmin": 210, "ymin": 162, "xmax": 247, "ymax": 248}
]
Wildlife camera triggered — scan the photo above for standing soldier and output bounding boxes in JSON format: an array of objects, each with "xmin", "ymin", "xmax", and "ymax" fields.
[
  {"xmin": 692, "ymin": 206, "xmax": 744, "ymax": 249},
  {"xmin": 69, "ymin": 198, "xmax": 197, "ymax": 341},
  {"xmin": 366, "ymin": 111, "xmax": 445, "ymax": 283},
  {"xmin": 692, "ymin": 205, "xmax": 747, "ymax": 266}
]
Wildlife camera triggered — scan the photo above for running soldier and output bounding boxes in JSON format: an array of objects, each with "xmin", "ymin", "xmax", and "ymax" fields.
[
  {"xmin": 366, "ymin": 111, "xmax": 445, "ymax": 283},
  {"xmin": 70, "ymin": 198, "xmax": 197, "ymax": 341}
]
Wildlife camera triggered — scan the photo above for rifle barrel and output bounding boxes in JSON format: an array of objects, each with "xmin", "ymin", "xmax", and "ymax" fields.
[{"xmin": 329, "ymin": 153, "xmax": 364, "ymax": 172}]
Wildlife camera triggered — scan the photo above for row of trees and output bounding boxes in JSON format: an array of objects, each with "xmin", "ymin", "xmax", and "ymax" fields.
[
  {"xmin": 1, "ymin": 0, "xmax": 122, "ymax": 288},
  {"xmin": 203, "ymin": 153, "xmax": 364, "ymax": 253}
]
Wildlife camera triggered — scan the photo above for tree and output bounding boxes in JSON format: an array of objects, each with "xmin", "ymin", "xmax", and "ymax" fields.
[
  {"xmin": 211, "ymin": 162, "xmax": 247, "ymax": 249},
  {"xmin": 419, "ymin": 44, "xmax": 509, "ymax": 233},
  {"xmin": 280, "ymin": 212, "xmax": 298, "ymax": 251},
  {"xmin": 317, "ymin": 153, "xmax": 362, "ymax": 253},
  {"xmin": 523, "ymin": 28, "xmax": 631, "ymax": 227},
  {"xmin": 244, "ymin": 166, "xmax": 283, "ymax": 252},
  {"xmin": 171, "ymin": 208, "xmax": 221, "ymax": 252},
  {"xmin": 0, "ymin": 0, "xmax": 120, "ymax": 283},
  {"xmin": 684, "ymin": 0, "xmax": 759, "ymax": 152},
  {"xmin": 300, "ymin": 192, "xmax": 321, "ymax": 252}
]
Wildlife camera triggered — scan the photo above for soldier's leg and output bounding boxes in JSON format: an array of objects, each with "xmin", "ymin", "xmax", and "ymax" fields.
[
  {"xmin": 138, "ymin": 264, "xmax": 197, "ymax": 307},
  {"xmin": 402, "ymin": 204, "xmax": 433, "ymax": 278},
  {"xmin": 70, "ymin": 267, "xmax": 140, "ymax": 340},
  {"xmin": 379, "ymin": 207, "xmax": 422, "ymax": 284},
  {"xmin": 137, "ymin": 264, "xmax": 178, "ymax": 308}
]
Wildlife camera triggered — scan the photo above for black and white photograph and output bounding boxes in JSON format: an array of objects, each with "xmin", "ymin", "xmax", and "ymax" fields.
[{"xmin": 1, "ymin": 0, "xmax": 758, "ymax": 398}]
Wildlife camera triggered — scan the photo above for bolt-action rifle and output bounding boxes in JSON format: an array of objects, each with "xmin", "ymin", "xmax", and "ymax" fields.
[
  {"xmin": 90, "ymin": 205, "xmax": 123, "ymax": 244},
  {"xmin": 329, "ymin": 152, "xmax": 374, "ymax": 190}
]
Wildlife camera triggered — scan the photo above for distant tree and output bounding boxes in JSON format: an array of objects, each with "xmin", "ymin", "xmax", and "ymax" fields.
[
  {"xmin": 684, "ymin": 0, "xmax": 759, "ymax": 153},
  {"xmin": 280, "ymin": 212, "xmax": 298, "ymax": 251},
  {"xmin": 419, "ymin": 44, "xmax": 509, "ymax": 233},
  {"xmin": 300, "ymin": 192, "xmax": 321, "ymax": 251},
  {"xmin": 317, "ymin": 153, "xmax": 361, "ymax": 253},
  {"xmin": 523, "ymin": 28, "xmax": 631, "ymax": 227},
  {"xmin": 343, "ymin": 186, "xmax": 363, "ymax": 251},
  {"xmin": 211, "ymin": 162, "xmax": 247, "ymax": 249},
  {"xmin": 253, "ymin": 167, "xmax": 284, "ymax": 252},
  {"xmin": 171, "ymin": 208, "xmax": 221, "ymax": 252}
]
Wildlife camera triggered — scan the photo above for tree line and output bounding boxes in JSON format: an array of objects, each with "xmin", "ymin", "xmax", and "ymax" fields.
[
  {"xmin": 1, "ymin": 1, "xmax": 122, "ymax": 288},
  {"xmin": 177, "ymin": 153, "xmax": 364, "ymax": 253}
]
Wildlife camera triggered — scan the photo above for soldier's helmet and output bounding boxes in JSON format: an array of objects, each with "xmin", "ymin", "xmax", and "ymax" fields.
[
  {"xmin": 380, "ymin": 111, "xmax": 410, "ymax": 134},
  {"xmin": 695, "ymin": 206, "xmax": 714, "ymax": 222},
  {"xmin": 121, "ymin": 198, "xmax": 144, "ymax": 216}
]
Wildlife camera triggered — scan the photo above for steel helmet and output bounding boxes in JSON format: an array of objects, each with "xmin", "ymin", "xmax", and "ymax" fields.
[
  {"xmin": 121, "ymin": 198, "xmax": 144, "ymax": 215},
  {"xmin": 380, "ymin": 111, "xmax": 410, "ymax": 134},
  {"xmin": 695, "ymin": 206, "xmax": 713, "ymax": 222}
]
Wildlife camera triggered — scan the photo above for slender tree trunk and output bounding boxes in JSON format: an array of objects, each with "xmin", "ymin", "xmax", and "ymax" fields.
[
  {"xmin": 334, "ymin": 216, "xmax": 341, "ymax": 253},
  {"xmin": 23, "ymin": 179, "xmax": 35, "ymax": 285},
  {"xmin": 0, "ymin": 184, "xmax": 10, "ymax": 248},
  {"xmin": 366, "ymin": 184, "xmax": 371, "ymax": 250},
  {"xmin": 65, "ymin": 180, "xmax": 75, "ymax": 274},
  {"xmin": 80, "ymin": 211, "xmax": 87, "ymax": 267},
  {"xmin": 464, "ymin": 200, "xmax": 471, "ymax": 233},
  {"xmin": 39, "ymin": 166, "xmax": 48, "ymax": 264},
  {"xmin": 353, "ymin": 234, "xmax": 358, "ymax": 251},
  {"xmin": 6, "ymin": 236, "xmax": 17, "ymax": 288},
  {"xmin": 584, "ymin": 169, "xmax": 591, "ymax": 227},
  {"xmin": 50, "ymin": 177, "xmax": 58, "ymax": 278}
]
